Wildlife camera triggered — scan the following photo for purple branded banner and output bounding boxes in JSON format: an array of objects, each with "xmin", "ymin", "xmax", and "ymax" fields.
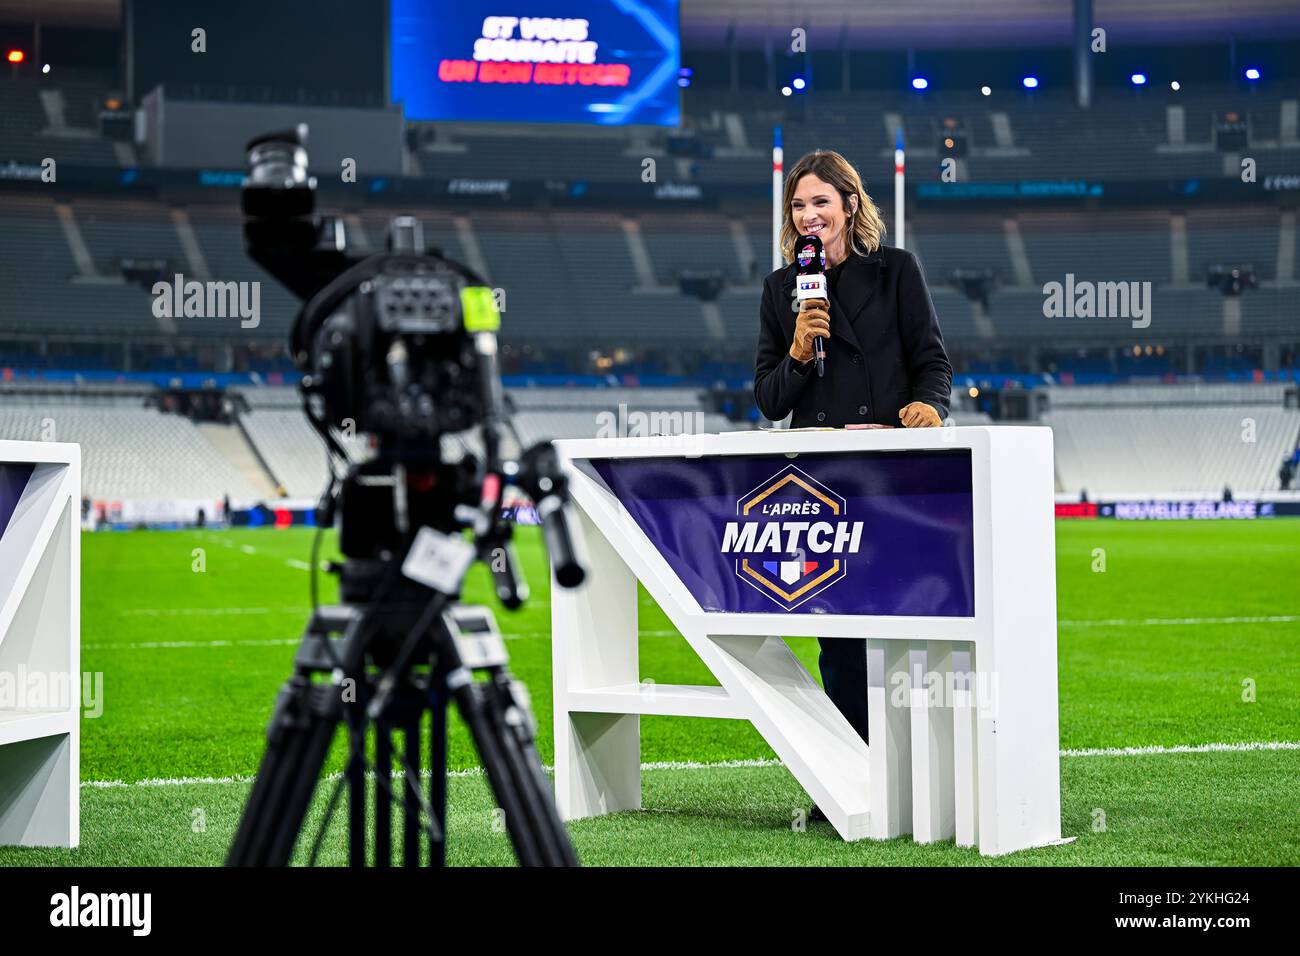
[{"xmin": 588, "ymin": 450, "xmax": 974, "ymax": 616}]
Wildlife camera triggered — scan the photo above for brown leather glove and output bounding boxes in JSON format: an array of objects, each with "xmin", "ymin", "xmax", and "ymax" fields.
[
  {"xmin": 899, "ymin": 402, "xmax": 942, "ymax": 427},
  {"xmin": 790, "ymin": 299, "xmax": 830, "ymax": 364}
]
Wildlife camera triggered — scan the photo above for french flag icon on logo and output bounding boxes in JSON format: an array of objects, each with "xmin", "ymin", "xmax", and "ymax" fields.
[{"xmin": 763, "ymin": 560, "xmax": 819, "ymax": 585}]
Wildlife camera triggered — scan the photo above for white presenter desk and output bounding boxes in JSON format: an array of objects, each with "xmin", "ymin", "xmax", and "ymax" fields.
[
  {"xmin": 550, "ymin": 426, "xmax": 1060, "ymax": 857},
  {"xmin": 0, "ymin": 440, "xmax": 80, "ymax": 848}
]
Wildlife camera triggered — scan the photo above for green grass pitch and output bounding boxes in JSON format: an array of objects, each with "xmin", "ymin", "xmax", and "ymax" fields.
[{"xmin": 1, "ymin": 519, "xmax": 1297, "ymax": 866}]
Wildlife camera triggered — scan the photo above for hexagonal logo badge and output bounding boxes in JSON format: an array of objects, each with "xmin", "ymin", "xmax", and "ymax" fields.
[{"xmin": 722, "ymin": 464, "xmax": 863, "ymax": 611}]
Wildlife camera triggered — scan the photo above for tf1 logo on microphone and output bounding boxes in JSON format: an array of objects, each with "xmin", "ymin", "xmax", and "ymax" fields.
[
  {"xmin": 798, "ymin": 275, "xmax": 827, "ymax": 299},
  {"xmin": 795, "ymin": 234, "xmax": 827, "ymax": 301}
]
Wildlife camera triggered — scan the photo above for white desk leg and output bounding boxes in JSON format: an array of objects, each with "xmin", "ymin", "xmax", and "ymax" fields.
[
  {"xmin": 551, "ymin": 506, "xmax": 641, "ymax": 820},
  {"xmin": 705, "ymin": 634, "xmax": 871, "ymax": 840},
  {"xmin": 0, "ymin": 734, "xmax": 75, "ymax": 846},
  {"xmin": 554, "ymin": 712, "xmax": 640, "ymax": 820},
  {"xmin": 910, "ymin": 640, "xmax": 955, "ymax": 844},
  {"xmin": 866, "ymin": 639, "xmax": 911, "ymax": 839},
  {"xmin": 952, "ymin": 645, "xmax": 979, "ymax": 849},
  {"xmin": 907, "ymin": 644, "xmax": 932, "ymax": 841},
  {"xmin": 978, "ymin": 426, "xmax": 1062, "ymax": 855},
  {"xmin": 0, "ymin": 469, "xmax": 79, "ymax": 848}
]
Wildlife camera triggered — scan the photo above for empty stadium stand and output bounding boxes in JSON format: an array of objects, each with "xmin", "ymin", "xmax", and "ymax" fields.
[
  {"xmin": 1044, "ymin": 384, "xmax": 1300, "ymax": 494},
  {"xmin": 2, "ymin": 193, "xmax": 1295, "ymax": 368},
  {"xmin": 4, "ymin": 376, "xmax": 1297, "ymax": 506},
  {"xmin": 0, "ymin": 386, "xmax": 262, "ymax": 500}
]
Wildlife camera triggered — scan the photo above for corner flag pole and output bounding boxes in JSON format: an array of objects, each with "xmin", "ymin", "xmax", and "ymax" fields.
[
  {"xmin": 773, "ymin": 126, "xmax": 784, "ymax": 270},
  {"xmin": 894, "ymin": 127, "xmax": 906, "ymax": 250}
]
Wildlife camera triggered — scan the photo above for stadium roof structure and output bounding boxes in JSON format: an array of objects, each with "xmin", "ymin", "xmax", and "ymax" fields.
[
  {"xmin": 686, "ymin": 0, "xmax": 1300, "ymax": 48},
  {"xmin": 4, "ymin": 0, "xmax": 1300, "ymax": 46}
]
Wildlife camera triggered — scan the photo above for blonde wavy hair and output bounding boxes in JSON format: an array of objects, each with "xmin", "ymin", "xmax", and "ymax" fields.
[{"xmin": 780, "ymin": 149, "xmax": 886, "ymax": 265}]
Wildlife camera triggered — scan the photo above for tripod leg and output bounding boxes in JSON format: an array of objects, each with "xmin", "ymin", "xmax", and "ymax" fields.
[
  {"xmin": 228, "ymin": 689, "xmax": 298, "ymax": 866},
  {"xmin": 453, "ymin": 680, "xmax": 545, "ymax": 866},
  {"xmin": 266, "ymin": 714, "xmax": 337, "ymax": 865},
  {"xmin": 481, "ymin": 678, "xmax": 580, "ymax": 866},
  {"xmin": 430, "ymin": 687, "xmax": 447, "ymax": 868},
  {"xmin": 347, "ymin": 701, "xmax": 366, "ymax": 867},
  {"xmin": 229, "ymin": 682, "xmax": 325, "ymax": 866},
  {"xmin": 229, "ymin": 725, "xmax": 307, "ymax": 865},
  {"xmin": 375, "ymin": 717, "xmax": 392, "ymax": 867},
  {"xmin": 403, "ymin": 706, "xmax": 421, "ymax": 867}
]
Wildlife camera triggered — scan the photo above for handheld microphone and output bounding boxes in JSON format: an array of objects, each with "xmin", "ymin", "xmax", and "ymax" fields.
[{"xmin": 795, "ymin": 235, "xmax": 828, "ymax": 377}]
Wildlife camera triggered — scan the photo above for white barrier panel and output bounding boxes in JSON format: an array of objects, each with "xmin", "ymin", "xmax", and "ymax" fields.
[
  {"xmin": 551, "ymin": 427, "xmax": 1061, "ymax": 857},
  {"xmin": 0, "ymin": 440, "xmax": 80, "ymax": 848}
]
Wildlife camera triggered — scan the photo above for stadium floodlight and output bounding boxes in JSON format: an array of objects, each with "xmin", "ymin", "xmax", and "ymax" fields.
[
  {"xmin": 1245, "ymin": 67, "xmax": 1261, "ymax": 81},
  {"xmin": 677, "ymin": 66, "xmax": 691, "ymax": 88},
  {"xmin": 911, "ymin": 77, "xmax": 928, "ymax": 91},
  {"xmin": 1022, "ymin": 75, "xmax": 1039, "ymax": 89},
  {"xmin": 980, "ymin": 85, "xmax": 992, "ymax": 96},
  {"xmin": 1170, "ymin": 80, "xmax": 1180, "ymax": 91},
  {"xmin": 6, "ymin": 49, "xmax": 23, "ymax": 63},
  {"xmin": 1130, "ymin": 73, "xmax": 1147, "ymax": 86},
  {"xmin": 793, "ymin": 77, "xmax": 806, "ymax": 90},
  {"xmin": 781, "ymin": 86, "xmax": 793, "ymax": 96}
]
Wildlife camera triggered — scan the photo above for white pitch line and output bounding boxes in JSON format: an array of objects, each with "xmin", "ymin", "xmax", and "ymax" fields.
[
  {"xmin": 1061, "ymin": 740, "xmax": 1300, "ymax": 757},
  {"xmin": 82, "ymin": 614, "xmax": 1300, "ymax": 649},
  {"xmin": 79, "ymin": 741, "xmax": 1300, "ymax": 789},
  {"xmin": 84, "ymin": 631, "xmax": 536, "ymax": 650},
  {"xmin": 83, "ymin": 638, "xmax": 302, "ymax": 651},
  {"xmin": 1061, "ymin": 614, "xmax": 1299, "ymax": 627},
  {"xmin": 117, "ymin": 606, "xmax": 302, "ymax": 617},
  {"xmin": 285, "ymin": 559, "xmax": 311, "ymax": 571}
]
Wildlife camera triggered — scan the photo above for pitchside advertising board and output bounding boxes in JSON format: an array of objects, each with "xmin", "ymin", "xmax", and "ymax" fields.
[
  {"xmin": 590, "ymin": 450, "xmax": 975, "ymax": 615},
  {"xmin": 389, "ymin": 0, "xmax": 681, "ymax": 125}
]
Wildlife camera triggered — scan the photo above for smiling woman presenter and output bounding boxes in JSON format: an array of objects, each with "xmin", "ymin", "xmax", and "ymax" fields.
[
  {"xmin": 755, "ymin": 148, "xmax": 952, "ymax": 431},
  {"xmin": 753, "ymin": 150, "xmax": 953, "ymax": 817}
]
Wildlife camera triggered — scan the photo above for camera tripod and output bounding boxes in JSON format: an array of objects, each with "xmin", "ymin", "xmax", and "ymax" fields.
[
  {"xmin": 231, "ymin": 124, "xmax": 583, "ymax": 866},
  {"xmin": 227, "ymin": 523, "xmax": 579, "ymax": 867}
]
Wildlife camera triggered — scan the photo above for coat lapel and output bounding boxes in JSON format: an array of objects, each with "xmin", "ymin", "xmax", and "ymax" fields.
[{"xmin": 835, "ymin": 249, "xmax": 882, "ymax": 333}]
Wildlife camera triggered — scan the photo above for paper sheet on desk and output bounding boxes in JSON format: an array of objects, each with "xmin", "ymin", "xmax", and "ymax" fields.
[{"xmin": 743, "ymin": 425, "xmax": 893, "ymax": 432}]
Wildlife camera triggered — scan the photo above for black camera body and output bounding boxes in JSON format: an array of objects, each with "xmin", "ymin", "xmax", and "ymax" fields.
[
  {"xmin": 306, "ymin": 260, "xmax": 486, "ymax": 443},
  {"xmin": 240, "ymin": 125, "xmax": 581, "ymax": 597},
  {"xmin": 243, "ymin": 127, "xmax": 489, "ymax": 446},
  {"xmin": 230, "ymin": 127, "xmax": 583, "ymax": 869}
]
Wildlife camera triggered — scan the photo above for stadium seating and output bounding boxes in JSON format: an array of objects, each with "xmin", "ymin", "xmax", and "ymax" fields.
[
  {"xmin": 8, "ymin": 72, "xmax": 1297, "ymax": 191},
  {"xmin": 3, "ymin": 193, "xmax": 1295, "ymax": 359},
  {"xmin": 232, "ymin": 386, "xmax": 744, "ymax": 499},
  {"xmin": 1044, "ymin": 384, "xmax": 1300, "ymax": 494},
  {"xmin": 0, "ymin": 389, "xmax": 262, "ymax": 500}
]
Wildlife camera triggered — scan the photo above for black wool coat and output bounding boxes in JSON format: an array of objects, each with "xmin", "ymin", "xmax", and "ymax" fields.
[{"xmin": 753, "ymin": 245, "xmax": 954, "ymax": 428}]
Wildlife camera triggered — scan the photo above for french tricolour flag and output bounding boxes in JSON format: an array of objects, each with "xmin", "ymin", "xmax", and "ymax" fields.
[{"xmin": 763, "ymin": 560, "xmax": 818, "ymax": 585}]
